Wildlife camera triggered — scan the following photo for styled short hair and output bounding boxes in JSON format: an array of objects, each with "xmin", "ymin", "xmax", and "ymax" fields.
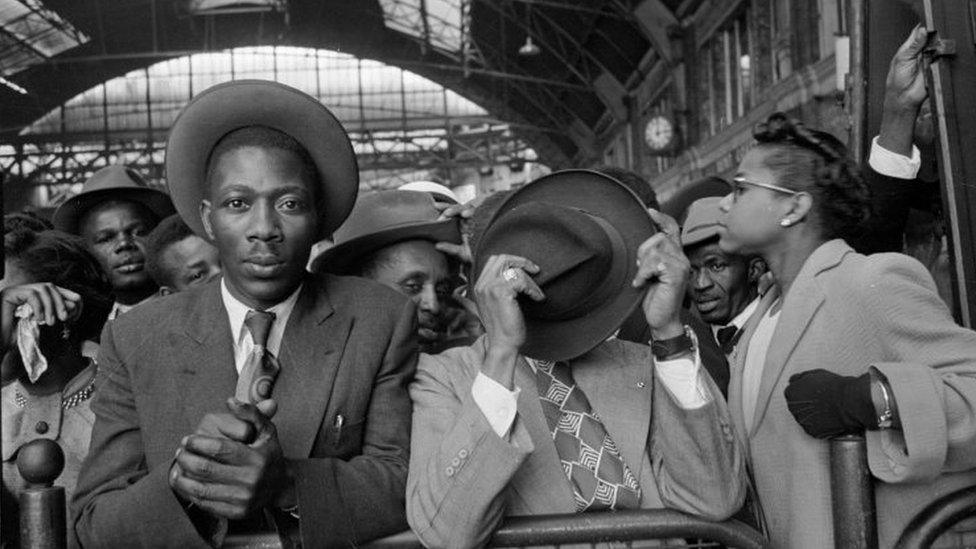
[
  {"xmin": 205, "ymin": 125, "xmax": 321, "ymax": 210},
  {"xmin": 592, "ymin": 166, "xmax": 660, "ymax": 210},
  {"xmin": 145, "ymin": 214, "xmax": 197, "ymax": 288},
  {"xmin": 4, "ymin": 229, "xmax": 114, "ymax": 342}
]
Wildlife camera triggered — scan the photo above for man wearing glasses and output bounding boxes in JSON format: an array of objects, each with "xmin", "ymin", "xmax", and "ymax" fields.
[{"xmin": 681, "ymin": 197, "xmax": 768, "ymax": 357}]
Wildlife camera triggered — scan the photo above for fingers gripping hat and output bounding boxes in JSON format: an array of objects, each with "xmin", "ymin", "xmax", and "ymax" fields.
[
  {"xmin": 473, "ymin": 170, "xmax": 658, "ymax": 361},
  {"xmin": 52, "ymin": 165, "xmax": 175, "ymax": 234},
  {"xmin": 164, "ymin": 80, "xmax": 359, "ymax": 240}
]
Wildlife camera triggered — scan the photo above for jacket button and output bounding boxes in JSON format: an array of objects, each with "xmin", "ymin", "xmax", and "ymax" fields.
[
  {"xmin": 451, "ymin": 457, "xmax": 460, "ymax": 467},
  {"xmin": 35, "ymin": 421, "xmax": 49, "ymax": 434},
  {"xmin": 445, "ymin": 466, "xmax": 455, "ymax": 477},
  {"xmin": 458, "ymin": 449, "xmax": 469, "ymax": 459}
]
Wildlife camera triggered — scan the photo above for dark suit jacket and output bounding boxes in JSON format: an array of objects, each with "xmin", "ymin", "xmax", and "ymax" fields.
[
  {"xmin": 850, "ymin": 164, "xmax": 942, "ymax": 255},
  {"xmin": 71, "ymin": 274, "xmax": 418, "ymax": 548}
]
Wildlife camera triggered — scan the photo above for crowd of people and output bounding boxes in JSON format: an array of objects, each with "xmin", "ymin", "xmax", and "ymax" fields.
[{"xmin": 1, "ymin": 26, "xmax": 975, "ymax": 549}]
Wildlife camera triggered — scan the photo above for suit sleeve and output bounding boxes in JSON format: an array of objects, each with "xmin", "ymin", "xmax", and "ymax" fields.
[
  {"xmin": 406, "ymin": 351, "xmax": 533, "ymax": 549},
  {"xmin": 850, "ymin": 165, "xmax": 927, "ymax": 255},
  {"xmin": 71, "ymin": 321, "xmax": 216, "ymax": 549},
  {"xmin": 854, "ymin": 255, "xmax": 976, "ymax": 483},
  {"xmin": 291, "ymin": 299, "xmax": 418, "ymax": 547},
  {"xmin": 648, "ymin": 364, "xmax": 747, "ymax": 521}
]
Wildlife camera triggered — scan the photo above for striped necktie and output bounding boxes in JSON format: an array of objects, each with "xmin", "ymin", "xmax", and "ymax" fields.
[
  {"xmin": 534, "ymin": 360, "xmax": 641, "ymax": 512},
  {"xmin": 235, "ymin": 310, "xmax": 280, "ymax": 404}
]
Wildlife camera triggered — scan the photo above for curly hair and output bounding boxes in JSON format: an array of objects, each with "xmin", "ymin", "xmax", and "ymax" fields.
[
  {"xmin": 752, "ymin": 113, "xmax": 872, "ymax": 241},
  {"xmin": 4, "ymin": 229, "xmax": 114, "ymax": 343}
]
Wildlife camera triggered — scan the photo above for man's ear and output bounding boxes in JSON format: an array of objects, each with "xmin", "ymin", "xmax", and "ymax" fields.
[
  {"xmin": 747, "ymin": 256, "xmax": 768, "ymax": 284},
  {"xmin": 200, "ymin": 200, "xmax": 216, "ymax": 241}
]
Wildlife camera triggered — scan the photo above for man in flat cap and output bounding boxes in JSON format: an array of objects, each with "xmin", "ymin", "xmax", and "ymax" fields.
[
  {"xmin": 407, "ymin": 171, "xmax": 746, "ymax": 548},
  {"xmin": 53, "ymin": 165, "xmax": 176, "ymax": 319},
  {"xmin": 73, "ymin": 81, "xmax": 417, "ymax": 548},
  {"xmin": 313, "ymin": 190, "xmax": 478, "ymax": 354}
]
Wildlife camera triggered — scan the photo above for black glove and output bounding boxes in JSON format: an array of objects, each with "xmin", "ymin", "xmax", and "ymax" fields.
[{"xmin": 784, "ymin": 369, "xmax": 876, "ymax": 439}]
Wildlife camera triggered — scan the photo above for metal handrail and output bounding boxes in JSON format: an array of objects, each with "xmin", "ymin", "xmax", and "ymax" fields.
[{"xmin": 223, "ymin": 511, "xmax": 767, "ymax": 548}]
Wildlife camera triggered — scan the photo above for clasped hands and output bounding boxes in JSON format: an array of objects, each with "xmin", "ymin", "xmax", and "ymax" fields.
[{"xmin": 169, "ymin": 397, "xmax": 293, "ymax": 520}]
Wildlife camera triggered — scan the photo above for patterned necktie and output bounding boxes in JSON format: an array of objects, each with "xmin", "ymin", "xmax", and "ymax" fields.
[
  {"xmin": 235, "ymin": 310, "xmax": 280, "ymax": 404},
  {"xmin": 534, "ymin": 360, "xmax": 641, "ymax": 512},
  {"xmin": 716, "ymin": 325, "xmax": 741, "ymax": 355}
]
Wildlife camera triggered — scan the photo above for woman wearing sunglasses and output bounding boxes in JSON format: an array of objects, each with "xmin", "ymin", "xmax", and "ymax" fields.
[{"xmin": 718, "ymin": 113, "xmax": 976, "ymax": 548}]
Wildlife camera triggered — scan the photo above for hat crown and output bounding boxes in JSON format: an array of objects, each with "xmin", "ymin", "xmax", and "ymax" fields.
[
  {"xmin": 333, "ymin": 190, "xmax": 441, "ymax": 245},
  {"xmin": 82, "ymin": 165, "xmax": 148, "ymax": 192},
  {"xmin": 477, "ymin": 201, "xmax": 623, "ymax": 321},
  {"xmin": 681, "ymin": 196, "xmax": 726, "ymax": 247}
]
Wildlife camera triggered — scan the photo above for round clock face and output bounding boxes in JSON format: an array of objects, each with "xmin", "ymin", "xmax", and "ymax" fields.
[{"xmin": 644, "ymin": 115, "xmax": 675, "ymax": 151}]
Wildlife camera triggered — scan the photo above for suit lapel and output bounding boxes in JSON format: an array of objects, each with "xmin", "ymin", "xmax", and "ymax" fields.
[
  {"xmin": 728, "ymin": 286, "xmax": 779, "ymax": 446},
  {"xmin": 573, "ymin": 343, "xmax": 651, "ymax": 483},
  {"xmin": 510, "ymin": 355, "xmax": 576, "ymax": 514},
  {"xmin": 179, "ymin": 283, "xmax": 238, "ymax": 430},
  {"xmin": 748, "ymin": 240, "xmax": 850, "ymax": 436},
  {"xmin": 273, "ymin": 279, "xmax": 352, "ymax": 458}
]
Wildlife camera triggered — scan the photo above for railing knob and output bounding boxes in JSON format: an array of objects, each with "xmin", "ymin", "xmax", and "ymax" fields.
[{"xmin": 16, "ymin": 439, "xmax": 65, "ymax": 488}]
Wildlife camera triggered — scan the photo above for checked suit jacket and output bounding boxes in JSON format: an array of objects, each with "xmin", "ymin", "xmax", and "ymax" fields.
[
  {"xmin": 407, "ymin": 336, "xmax": 747, "ymax": 549},
  {"xmin": 71, "ymin": 273, "xmax": 418, "ymax": 548}
]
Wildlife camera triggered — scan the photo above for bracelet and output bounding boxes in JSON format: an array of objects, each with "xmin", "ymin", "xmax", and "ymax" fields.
[
  {"xmin": 280, "ymin": 504, "xmax": 300, "ymax": 520},
  {"xmin": 875, "ymin": 377, "xmax": 894, "ymax": 430}
]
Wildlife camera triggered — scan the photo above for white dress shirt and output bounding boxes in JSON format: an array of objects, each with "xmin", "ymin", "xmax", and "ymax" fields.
[
  {"xmin": 710, "ymin": 297, "xmax": 760, "ymax": 342},
  {"xmin": 220, "ymin": 279, "xmax": 302, "ymax": 374},
  {"xmin": 473, "ymin": 345, "xmax": 711, "ymax": 439},
  {"xmin": 868, "ymin": 136, "xmax": 921, "ymax": 180}
]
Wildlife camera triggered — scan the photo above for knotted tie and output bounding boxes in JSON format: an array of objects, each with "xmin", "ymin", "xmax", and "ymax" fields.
[
  {"xmin": 534, "ymin": 360, "xmax": 641, "ymax": 512},
  {"xmin": 235, "ymin": 310, "xmax": 280, "ymax": 404},
  {"xmin": 716, "ymin": 325, "xmax": 741, "ymax": 355}
]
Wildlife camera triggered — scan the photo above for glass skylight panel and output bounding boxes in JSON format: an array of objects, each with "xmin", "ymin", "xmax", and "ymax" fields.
[{"xmin": 0, "ymin": 0, "xmax": 88, "ymax": 76}]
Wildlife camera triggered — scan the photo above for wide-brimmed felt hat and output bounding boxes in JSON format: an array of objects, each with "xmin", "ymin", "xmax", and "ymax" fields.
[
  {"xmin": 311, "ymin": 190, "xmax": 462, "ymax": 275},
  {"xmin": 52, "ymin": 165, "xmax": 175, "ymax": 234},
  {"xmin": 473, "ymin": 169, "xmax": 658, "ymax": 361},
  {"xmin": 165, "ymin": 80, "xmax": 358, "ymax": 240},
  {"xmin": 397, "ymin": 181, "xmax": 459, "ymax": 204},
  {"xmin": 680, "ymin": 196, "xmax": 725, "ymax": 248}
]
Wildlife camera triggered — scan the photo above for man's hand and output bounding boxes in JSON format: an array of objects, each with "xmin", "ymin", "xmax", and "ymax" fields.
[
  {"xmin": 435, "ymin": 200, "xmax": 477, "ymax": 265},
  {"xmin": 169, "ymin": 399, "xmax": 294, "ymax": 520},
  {"xmin": 474, "ymin": 254, "xmax": 544, "ymax": 389},
  {"xmin": 784, "ymin": 370, "xmax": 876, "ymax": 439},
  {"xmin": 879, "ymin": 25, "xmax": 929, "ymax": 156},
  {"xmin": 632, "ymin": 232, "xmax": 691, "ymax": 340},
  {"xmin": 1, "ymin": 283, "xmax": 80, "ymax": 352}
]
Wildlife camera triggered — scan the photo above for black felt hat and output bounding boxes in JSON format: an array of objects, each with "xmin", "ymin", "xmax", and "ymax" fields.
[{"xmin": 473, "ymin": 170, "xmax": 658, "ymax": 361}]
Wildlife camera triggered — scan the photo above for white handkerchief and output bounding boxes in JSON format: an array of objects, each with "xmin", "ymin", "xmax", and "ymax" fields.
[{"xmin": 15, "ymin": 303, "xmax": 48, "ymax": 383}]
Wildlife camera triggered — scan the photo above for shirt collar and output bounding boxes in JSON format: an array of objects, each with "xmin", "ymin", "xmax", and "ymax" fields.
[
  {"xmin": 220, "ymin": 278, "xmax": 303, "ymax": 352},
  {"xmin": 712, "ymin": 296, "xmax": 761, "ymax": 337}
]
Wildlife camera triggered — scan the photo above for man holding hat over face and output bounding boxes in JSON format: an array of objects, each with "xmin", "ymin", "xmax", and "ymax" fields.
[
  {"xmin": 53, "ymin": 165, "xmax": 176, "ymax": 319},
  {"xmin": 313, "ymin": 190, "xmax": 474, "ymax": 354},
  {"xmin": 73, "ymin": 81, "xmax": 418, "ymax": 548},
  {"xmin": 406, "ymin": 170, "xmax": 746, "ymax": 548}
]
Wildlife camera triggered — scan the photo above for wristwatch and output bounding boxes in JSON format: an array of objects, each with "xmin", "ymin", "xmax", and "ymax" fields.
[{"xmin": 650, "ymin": 326, "xmax": 694, "ymax": 361}]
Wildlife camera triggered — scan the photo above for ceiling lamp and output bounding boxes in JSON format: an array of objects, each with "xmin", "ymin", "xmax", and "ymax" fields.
[{"xmin": 518, "ymin": 36, "xmax": 540, "ymax": 57}]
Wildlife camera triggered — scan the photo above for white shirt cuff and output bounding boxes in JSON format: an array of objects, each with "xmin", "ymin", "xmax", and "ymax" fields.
[
  {"xmin": 868, "ymin": 135, "xmax": 921, "ymax": 180},
  {"xmin": 472, "ymin": 372, "xmax": 520, "ymax": 438},
  {"xmin": 653, "ymin": 348, "xmax": 711, "ymax": 410}
]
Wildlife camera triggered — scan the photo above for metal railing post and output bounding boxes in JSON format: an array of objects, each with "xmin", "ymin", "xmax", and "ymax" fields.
[
  {"xmin": 17, "ymin": 439, "xmax": 67, "ymax": 549},
  {"xmin": 830, "ymin": 435, "xmax": 877, "ymax": 549}
]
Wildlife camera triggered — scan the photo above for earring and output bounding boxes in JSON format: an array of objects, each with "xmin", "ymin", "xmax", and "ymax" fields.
[{"xmin": 780, "ymin": 218, "xmax": 792, "ymax": 227}]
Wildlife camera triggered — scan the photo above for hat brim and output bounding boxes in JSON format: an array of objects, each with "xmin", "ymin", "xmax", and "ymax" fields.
[
  {"xmin": 164, "ymin": 80, "xmax": 359, "ymax": 240},
  {"xmin": 52, "ymin": 187, "xmax": 176, "ymax": 234},
  {"xmin": 474, "ymin": 169, "xmax": 658, "ymax": 361},
  {"xmin": 681, "ymin": 225, "xmax": 722, "ymax": 249},
  {"xmin": 312, "ymin": 218, "xmax": 462, "ymax": 275}
]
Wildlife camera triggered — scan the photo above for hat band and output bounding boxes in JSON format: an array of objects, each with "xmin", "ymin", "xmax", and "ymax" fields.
[{"xmin": 533, "ymin": 213, "xmax": 629, "ymax": 321}]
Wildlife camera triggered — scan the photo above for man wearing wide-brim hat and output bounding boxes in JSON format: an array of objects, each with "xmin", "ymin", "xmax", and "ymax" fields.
[
  {"xmin": 406, "ymin": 170, "xmax": 747, "ymax": 547},
  {"xmin": 52, "ymin": 165, "xmax": 176, "ymax": 319},
  {"xmin": 313, "ymin": 190, "xmax": 480, "ymax": 353},
  {"xmin": 73, "ymin": 80, "xmax": 418, "ymax": 548}
]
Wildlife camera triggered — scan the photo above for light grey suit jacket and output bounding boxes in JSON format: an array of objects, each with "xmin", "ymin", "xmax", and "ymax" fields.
[
  {"xmin": 728, "ymin": 240, "xmax": 976, "ymax": 548},
  {"xmin": 407, "ymin": 336, "xmax": 747, "ymax": 549}
]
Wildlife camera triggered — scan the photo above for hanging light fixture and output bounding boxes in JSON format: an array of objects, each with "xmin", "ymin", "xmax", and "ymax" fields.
[{"xmin": 518, "ymin": 2, "xmax": 540, "ymax": 57}]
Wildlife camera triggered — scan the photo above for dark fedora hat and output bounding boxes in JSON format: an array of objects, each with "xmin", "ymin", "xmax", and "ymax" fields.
[
  {"xmin": 165, "ymin": 80, "xmax": 359, "ymax": 240},
  {"xmin": 52, "ymin": 165, "xmax": 176, "ymax": 235},
  {"xmin": 473, "ymin": 170, "xmax": 657, "ymax": 361},
  {"xmin": 311, "ymin": 190, "xmax": 462, "ymax": 275}
]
